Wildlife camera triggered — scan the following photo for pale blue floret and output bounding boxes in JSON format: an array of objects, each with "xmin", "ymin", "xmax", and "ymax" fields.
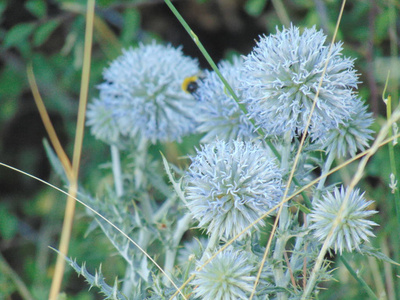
[
  {"xmin": 195, "ymin": 56, "xmax": 257, "ymax": 143},
  {"xmin": 310, "ymin": 186, "xmax": 378, "ymax": 254},
  {"xmin": 192, "ymin": 249, "xmax": 256, "ymax": 300},
  {"xmin": 240, "ymin": 25, "xmax": 359, "ymax": 140},
  {"xmin": 86, "ymin": 97, "xmax": 121, "ymax": 145},
  {"xmin": 317, "ymin": 97, "xmax": 374, "ymax": 158},
  {"xmin": 87, "ymin": 41, "xmax": 200, "ymax": 144},
  {"xmin": 185, "ymin": 140, "xmax": 283, "ymax": 240}
]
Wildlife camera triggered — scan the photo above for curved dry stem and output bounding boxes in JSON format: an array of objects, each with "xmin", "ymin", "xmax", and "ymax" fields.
[
  {"xmin": 47, "ymin": 1, "xmax": 95, "ymax": 298},
  {"xmin": 26, "ymin": 65, "xmax": 73, "ymax": 182}
]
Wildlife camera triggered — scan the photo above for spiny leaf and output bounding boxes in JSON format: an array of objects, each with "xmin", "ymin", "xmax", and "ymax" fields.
[
  {"xmin": 50, "ymin": 247, "xmax": 127, "ymax": 300},
  {"xmin": 359, "ymin": 245, "xmax": 400, "ymax": 266},
  {"xmin": 160, "ymin": 152, "xmax": 187, "ymax": 204}
]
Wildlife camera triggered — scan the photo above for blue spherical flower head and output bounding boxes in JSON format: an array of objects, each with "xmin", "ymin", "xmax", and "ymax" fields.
[
  {"xmin": 192, "ymin": 249, "xmax": 256, "ymax": 300},
  {"xmin": 185, "ymin": 140, "xmax": 283, "ymax": 240},
  {"xmin": 86, "ymin": 97, "xmax": 122, "ymax": 145},
  {"xmin": 195, "ymin": 56, "xmax": 257, "ymax": 143},
  {"xmin": 96, "ymin": 41, "xmax": 200, "ymax": 144},
  {"xmin": 317, "ymin": 97, "xmax": 374, "ymax": 158},
  {"xmin": 310, "ymin": 186, "xmax": 378, "ymax": 254},
  {"xmin": 241, "ymin": 25, "xmax": 359, "ymax": 139}
]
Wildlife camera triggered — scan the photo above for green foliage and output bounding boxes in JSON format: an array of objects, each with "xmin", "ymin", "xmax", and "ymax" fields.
[
  {"xmin": 33, "ymin": 20, "xmax": 60, "ymax": 47},
  {"xmin": 25, "ymin": 0, "xmax": 47, "ymax": 18},
  {"xmin": 4, "ymin": 22, "xmax": 36, "ymax": 49},
  {"xmin": 244, "ymin": 0, "xmax": 268, "ymax": 17},
  {"xmin": 0, "ymin": 204, "xmax": 18, "ymax": 240},
  {"xmin": 58, "ymin": 251, "xmax": 127, "ymax": 300}
]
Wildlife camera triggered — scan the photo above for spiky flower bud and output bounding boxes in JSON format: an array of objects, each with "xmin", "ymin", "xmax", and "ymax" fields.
[
  {"xmin": 87, "ymin": 41, "xmax": 200, "ymax": 144},
  {"xmin": 240, "ymin": 25, "xmax": 358, "ymax": 140},
  {"xmin": 185, "ymin": 140, "xmax": 283, "ymax": 240},
  {"xmin": 195, "ymin": 57, "xmax": 257, "ymax": 143},
  {"xmin": 310, "ymin": 186, "xmax": 378, "ymax": 254},
  {"xmin": 317, "ymin": 97, "xmax": 374, "ymax": 158},
  {"xmin": 86, "ymin": 97, "xmax": 122, "ymax": 145},
  {"xmin": 192, "ymin": 249, "xmax": 256, "ymax": 300}
]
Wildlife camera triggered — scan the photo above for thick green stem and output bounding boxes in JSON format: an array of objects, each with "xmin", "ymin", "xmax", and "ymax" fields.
[
  {"xmin": 111, "ymin": 145, "xmax": 124, "ymax": 197},
  {"xmin": 163, "ymin": 214, "xmax": 192, "ymax": 285},
  {"xmin": 122, "ymin": 137, "xmax": 153, "ymax": 295},
  {"xmin": 153, "ymin": 194, "xmax": 177, "ymax": 222},
  {"xmin": 135, "ymin": 137, "xmax": 153, "ymax": 221},
  {"xmin": 385, "ymin": 95, "xmax": 400, "ymax": 297},
  {"xmin": 201, "ymin": 232, "xmax": 220, "ymax": 260},
  {"xmin": 301, "ymin": 235, "xmax": 330, "ymax": 299},
  {"xmin": 340, "ymin": 256, "xmax": 379, "ymax": 300}
]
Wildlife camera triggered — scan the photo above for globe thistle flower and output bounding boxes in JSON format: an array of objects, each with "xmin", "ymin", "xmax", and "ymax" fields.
[
  {"xmin": 192, "ymin": 249, "xmax": 256, "ymax": 300},
  {"xmin": 89, "ymin": 41, "xmax": 200, "ymax": 144},
  {"xmin": 309, "ymin": 186, "xmax": 378, "ymax": 254},
  {"xmin": 240, "ymin": 25, "xmax": 359, "ymax": 140},
  {"xmin": 185, "ymin": 140, "xmax": 283, "ymax": 240},
  {"xmin": 86, "ymin": 97, "xmax": 122, "ymax": 145},
  {"xmin": 195, "ymin": 57, "xmax": 257, "ymax": 143},
  {"xmin": 317, "ymin": 97, "xmax": 374, "ymax": 158}
]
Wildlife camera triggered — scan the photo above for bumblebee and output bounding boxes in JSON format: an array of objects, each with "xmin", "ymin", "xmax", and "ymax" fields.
[{"xmin": 182, "ymin": 75, "xmax": 202, "ymax": 94}]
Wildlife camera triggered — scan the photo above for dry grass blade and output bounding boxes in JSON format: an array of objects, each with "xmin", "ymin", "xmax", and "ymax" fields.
[
  {"xmin": 26, "ymin": 64, "xmax": 73, "ymax": 182},
  {"xmin": 28, "ymin": 0, "xmax": 96, "ymax": 299}
]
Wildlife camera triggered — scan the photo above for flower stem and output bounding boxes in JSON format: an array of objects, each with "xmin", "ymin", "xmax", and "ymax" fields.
[
  {"xmin": 340, "ymin": 255, "xmax": 379, "ymax": 300},
  {"xmin": 111, "ymin": 145, "xmax": 124, "ymax": 197},
  {"xmin": 202, "ymin": 232, "xmax": 220, "ymax": 259},
  {"xmin": 301, "ymin": 235, "xmax": 330, "ymax": 299},
  {"xmin": 385, "ymin": 95, "xmax": 400, "ymax": 264},
  {"xmin": 135, "ymin": 137, "xmax": 153, "ymax": 221},
  {"xmin": 122, "ymin": 137, "xmax": 153, "ymax": 295},
  {"xmin": 164, "ymin": 214, "xmax": 192, "ymax": 285}
]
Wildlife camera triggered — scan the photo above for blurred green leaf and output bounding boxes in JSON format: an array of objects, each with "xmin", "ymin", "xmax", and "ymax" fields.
[
  {"xmin": 375, "ymin": 9, "xmax": 390, "ymax": 43},
  {"xmin": 121, "ymin": 9, "xmax": 140, "ymax": 46},
  {"xmin": 0, "ymin": 204, "xmax": 18, "ymax": 240},
  {"xmin": 245, "ymin": 0, "xmax": 267, "ymax": 17},
  {"xmin": 0, "ymin": 65, "xmax": 25, "ymax": 103},
  {"xmin": 33, "ymin": 19, "xmax": 60, "ymax": 46},
  {"xmin": 0, "ymin": 2, "xmax": 7, "ymax": 16},
  {"xmin": 4, "ymin": 23, "xmax": 36, "ymax": 48},
  {"xmin": 25, "ymin": 0, "xmax": 47, "ymax": 18},
  {"xmin": 374, "ymin": 57, "xmax": 400, "ymax": 83},
  {"xmin": 31, "ymin": 52, "xmax": 57, "ymax": 85}
]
